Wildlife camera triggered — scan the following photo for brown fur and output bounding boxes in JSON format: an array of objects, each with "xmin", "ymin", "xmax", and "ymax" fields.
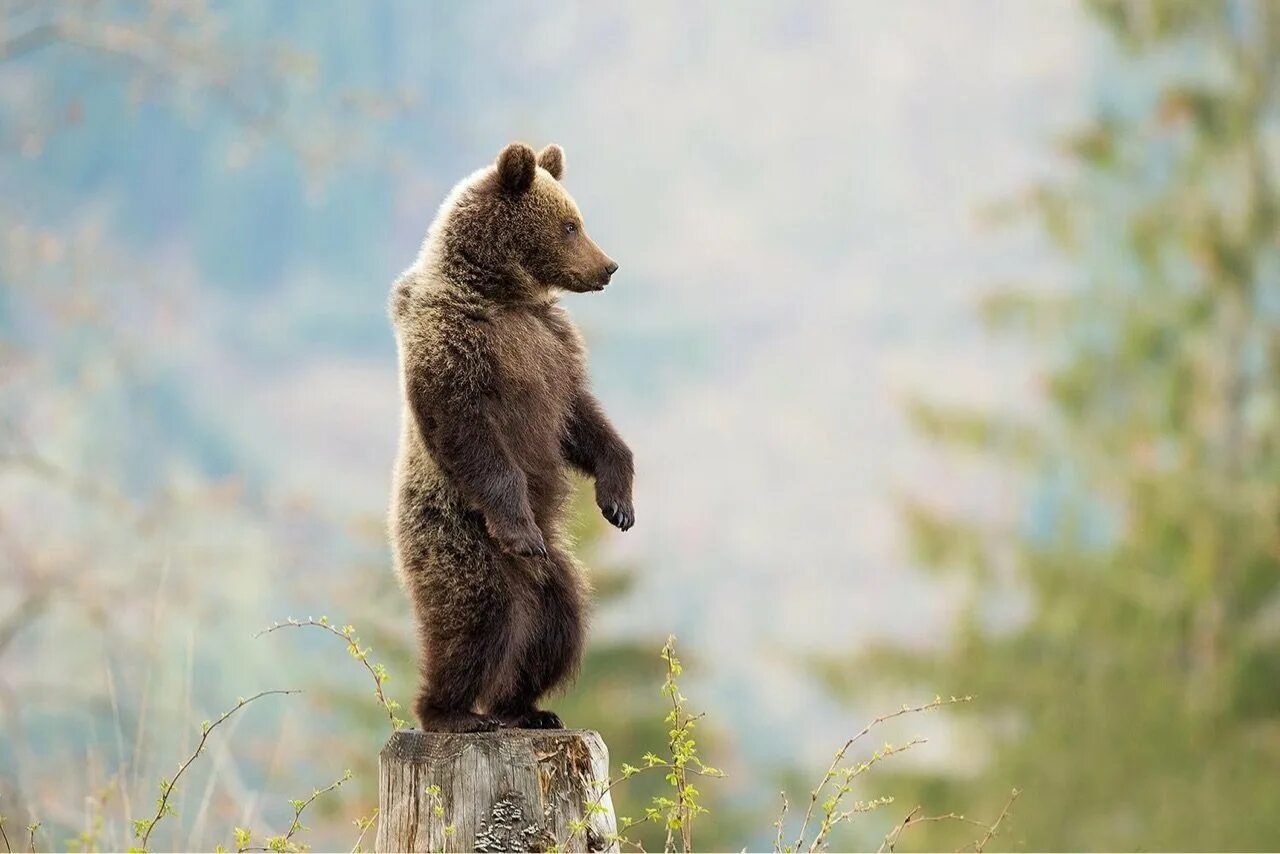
[{"xmin": 389, "ymin": 142, "xmax": 633, "ymax": 733}]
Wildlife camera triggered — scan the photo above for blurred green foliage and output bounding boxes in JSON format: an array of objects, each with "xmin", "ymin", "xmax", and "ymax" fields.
[
  {"xmin": 10, "ymin": 1, "xmax": 1280, "ymax": 850},
  {"xmin": 826, "ymin": 1, "xmax": 1280, "ymax": 849}
]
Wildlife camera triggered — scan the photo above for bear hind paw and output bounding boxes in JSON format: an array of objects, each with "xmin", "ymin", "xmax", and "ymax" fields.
[
  {"xmin": 504, "ymin": 709, "xmax": 564, "ymax": 730},
  {"xmin": 417, "ymin": 709, "xmax": 502, "ymax": 733}
]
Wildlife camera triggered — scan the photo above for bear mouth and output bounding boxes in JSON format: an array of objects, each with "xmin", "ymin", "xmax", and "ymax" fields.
[{"xmin": 566, "ymin": 276, "xmax": 607, "ymax": 293}]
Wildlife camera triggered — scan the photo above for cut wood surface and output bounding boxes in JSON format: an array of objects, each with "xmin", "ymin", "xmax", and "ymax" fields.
[{"xmin": 376, "ymin": 728, "xmax": 618, "ymax": 853}]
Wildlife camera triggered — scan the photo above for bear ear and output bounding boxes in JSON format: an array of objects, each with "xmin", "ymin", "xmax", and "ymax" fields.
[
  {"xmin": 537, "ymin": 144, "xmax": 564, "ymax": 181},
  {"xmin": 495, "ymin": 142, "xmax": 537, "ymax": 194}
]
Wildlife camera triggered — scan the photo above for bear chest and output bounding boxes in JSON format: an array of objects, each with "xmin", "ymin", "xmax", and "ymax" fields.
[{"xmin": 488, "ymin": 312, "xmax": 579, "ymax": 438}]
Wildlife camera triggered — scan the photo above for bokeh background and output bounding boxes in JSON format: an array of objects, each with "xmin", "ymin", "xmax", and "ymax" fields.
[{"xmin": 3, "ymin": 1, "xmax": 1279, "ymax": 850}]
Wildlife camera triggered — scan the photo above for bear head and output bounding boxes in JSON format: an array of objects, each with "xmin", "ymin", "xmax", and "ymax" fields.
[{"xmin": 427, "ymin": 142, "xmax": 618, "ymax": 299}]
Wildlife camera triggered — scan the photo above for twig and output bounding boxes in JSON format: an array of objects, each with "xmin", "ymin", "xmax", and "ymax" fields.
[
  {"xmin": 257, "ymin": 617, "xmax": 405, "ymax": 731},
  {"xmin": 564, "ymin": 638, "xmax": 722, "ymax": 854},
  {"xmin": 656, "ymin": 638, "xmax": 720, "ymax": 854},
  {"xmin": 877, "ymin": 787, "xmax": 1020, "ymax": 854},
  {"xmin": 807, "ymin": 740, "xmax": 926, "ymax": 852},
  {"xmin": 239, "ymin": 771, "xmax": 353, "ymax": 853},
  {"xmin": 973, "ymin": 789, "xmax": 1020, "ymax": 853},
  {"xmin": 879, "ymin": 807, "xmax": 989, "ymax": 853},
  {"xmin": 350, "ymin": 808, "xmax": 379, "ymax": 854},
  {"xmin": 24, "ymin": 823, "xmax": 37, "ymax": 854},
  {"xmin": 879, "ymin": 805, "xmax": 923, "ymax": 853},
  {"xmin": 665, "ymin": 678, "xmax": 689, "ymax": 854},
  {"xmin": 278, "ymin": 770, "xmax": 353, "ymax": 851},
  {"xmin": 135, "ymin": 689, "xmax": 300, "ymax": 850},
  {"xmin": 0, "ymin": 814, "xmax": 10, "ymax": 853},
  {"xmin": 563, "ymin": 762, "xmax": 664, "ymax": 850},
  {"xmin": 613, "ymin": 816, "xmax": 653, "ymax": 852},
  {"xmin": 773, "ymin": 792, "xmax": 788, "ymax": 853},
  {"xmin": 792, "ymin": 696, "xmax": 971, "ymax": 852}
]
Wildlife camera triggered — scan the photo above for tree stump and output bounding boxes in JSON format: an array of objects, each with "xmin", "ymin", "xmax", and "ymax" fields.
[{"xmin": 375, "ymin": 729, "xmax": 618, "ymax": 853}]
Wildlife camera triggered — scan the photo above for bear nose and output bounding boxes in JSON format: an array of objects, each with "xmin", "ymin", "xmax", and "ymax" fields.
[{"xmin": 604, "ymin": 261, "xmax": 619, "ymax": 277}]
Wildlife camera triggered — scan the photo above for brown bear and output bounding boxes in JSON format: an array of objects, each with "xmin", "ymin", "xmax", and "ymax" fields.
[{"xmin": 388, "ymin": 142, "xmax": 634, "ymax": 733}]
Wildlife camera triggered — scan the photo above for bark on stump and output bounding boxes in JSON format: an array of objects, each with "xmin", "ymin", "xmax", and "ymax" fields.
[{"xmin": 376, "ymin": 729, "xmax": 618, "ymax": 853}]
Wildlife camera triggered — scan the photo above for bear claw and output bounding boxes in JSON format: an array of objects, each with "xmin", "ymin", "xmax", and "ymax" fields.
[
  {"xmin": 510, "ymin": 709, "xmax": 564, "ymax": 729},
  {"xmin": 603, "ymin": 502, "xmax": 634, "ymax": 531}
]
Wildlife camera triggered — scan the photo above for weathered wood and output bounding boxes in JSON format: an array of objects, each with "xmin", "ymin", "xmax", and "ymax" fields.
[{"xmin": 375, "ymin": 729, "xmax": 618, "ymax": 853}]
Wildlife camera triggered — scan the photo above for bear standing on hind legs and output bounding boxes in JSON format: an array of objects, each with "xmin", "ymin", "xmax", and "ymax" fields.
[{"xmin": 388, "ymin": 142, "xmax": 635, "ymax": 733}]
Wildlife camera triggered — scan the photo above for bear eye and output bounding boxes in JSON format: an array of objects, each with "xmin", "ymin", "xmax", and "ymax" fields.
[{"xmin": 563, "ymin": 221, "xmax": 578, "ymax": 235}]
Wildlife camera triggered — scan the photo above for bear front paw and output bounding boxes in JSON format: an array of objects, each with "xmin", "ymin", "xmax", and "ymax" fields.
[
  {"xmin": 510, "ymin": 535, "xmax": 548, "ymax": 557},
  {"xmin": 486, "ymin": 516, "xmax": 548, "ymax": 557},
  {"xmin": 500, "ymin": 529, "xmax": 548, "ymax": 557},
  {"xmin": 600, "ymin": 499, "xmax": 635, "ymax": 532}
]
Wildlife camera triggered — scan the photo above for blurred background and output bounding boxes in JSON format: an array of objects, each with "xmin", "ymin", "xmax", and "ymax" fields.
[{"xmin": 3, "ymin": 0, "xmax": 1279, "ymax": 850}]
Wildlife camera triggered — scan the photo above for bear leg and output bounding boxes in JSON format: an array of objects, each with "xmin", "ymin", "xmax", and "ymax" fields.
[
  {"xmin": 488, "ymin": 554, "xmax": 584, "ymax": 728},
  {"xmin": 412, "ymin": 594, "xmax": 509, "ymax": 733}
]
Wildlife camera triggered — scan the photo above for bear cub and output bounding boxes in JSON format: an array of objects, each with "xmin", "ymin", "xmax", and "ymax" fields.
[{"xmin": 389, "ymin": 142, "xmax": 634, "ymax": 733}]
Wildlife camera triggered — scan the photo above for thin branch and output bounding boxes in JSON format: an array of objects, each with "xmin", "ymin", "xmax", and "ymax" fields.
[
  {"xmin": 879, "ymin": 805, "xmax": 922, "ymax": 853},
  {"xmin": 614, "ymin": 815, "xmax": 654, "ymax": 852},
  {"xmin": 565, "ymin": 638, "xmax": 722, "ymax": 854},
  {"xmin": 773, "ymin": 792, "xmax": 789, "ymax": 853},
  {"xmin": 350, "ymin": 808, "xmax": 379, "ymax": 854},
  {"xmin": 0, "ymin": 815, "xmax": 10, "ymax": 853},
  {"xmin": 277, "ymin": 770, "xmax": 353, "ymax": 852},
  {"xmin": 563, "ymin": 762, "xmax": 665, "ymax": 849},
  {"xmin": 238, "ymin": 771, "xmax": 353, "ymax": 853},
  {"xmin": 879, "ymin": 807, "xmax": 989, "ymax": 853},
  {"xmin": 666, "ymin": 678, "xmax": 689, "ymax": 854},
  {"xmin": 257, "ymin": 618, "xmax": 405, "ymax": 732},
  {"xmin": 807, "ymin": 739, "xmax": 927, "ymax": 852},
  {"xmin": 792, "ymin": 695, "xmax": 971, "ymax": 851},
  {"xmin": 877, "ymin": 787, "xmax": 1020, "ymax": 854},
  {"xmin": 594, "ymin": 764, "xmax": 664, "ymax": 813},
  {"xmin": 136, "ymin": 689, "xmax": 300, "ymax": 850},
  {"xmin": 973, "ymin": 789, "xmax": 1020, "ymax": 853},
  {"xmin": 572, "ymin": 749, "xmax": 724, "ymax": 844}
]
